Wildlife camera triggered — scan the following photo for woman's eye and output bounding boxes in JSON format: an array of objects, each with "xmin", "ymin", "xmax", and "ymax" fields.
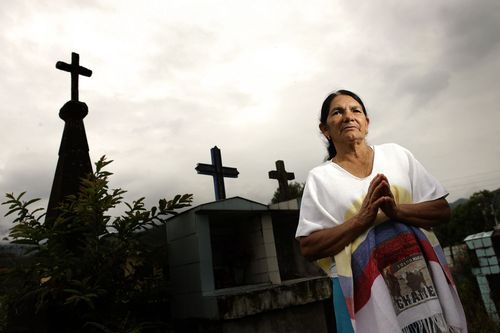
[
  {"xmin": 331, "ymin": 109, "xmax": 341, "ymax": 116},
  {"xmin": 353, "ymin": 108, "xmax": 362, "ymax": 113}
]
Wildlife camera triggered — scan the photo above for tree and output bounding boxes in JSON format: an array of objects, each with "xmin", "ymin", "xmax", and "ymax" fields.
[
  {"xmin": 434, "ymin": 189, "xmax": 499, "ymax": 247},
  {"xmin": 270, "ymin": 181, "xmax": 305, "ymax": 204},
  {"xmin": 0, "ymin": 156, "xmax": 192, "ymax": 332}
]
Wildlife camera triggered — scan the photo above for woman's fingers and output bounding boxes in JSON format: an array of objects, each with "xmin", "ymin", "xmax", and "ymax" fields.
[
  {"xmin": 380, "ymin": 197, "xmax": 398, "ymax": 219},
  {"xmin": 360, "ymin": 174, "xmax": 397, "ymax": 224},
  {"xmin": 376, "ymin": 177, "xmax": 398, "ymax": 219},
  {"xmin": 365, "ymin": 174, "xmax": 385, "ymax": 202},
  {"xmin": 370, "ymin": 180, "xmax": 391, "ymax": 205}
]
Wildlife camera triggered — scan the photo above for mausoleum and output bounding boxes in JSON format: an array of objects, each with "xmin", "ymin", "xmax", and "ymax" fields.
[{"xmin": 166, "ymin": 196, "xmax": 334, "ymax": 332}]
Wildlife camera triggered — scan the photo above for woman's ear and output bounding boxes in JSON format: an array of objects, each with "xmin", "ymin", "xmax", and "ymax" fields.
[{"xmin": 319, "ymin": 123, "xmax": 330, "ymax": 140}]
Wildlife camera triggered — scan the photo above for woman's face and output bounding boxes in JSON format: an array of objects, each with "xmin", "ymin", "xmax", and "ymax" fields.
[{"xmin": 319, "ymin": 94, "xmax": 369, "ymax": 145}]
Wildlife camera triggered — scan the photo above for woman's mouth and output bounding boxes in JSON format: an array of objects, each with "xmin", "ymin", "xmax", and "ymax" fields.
[{"xmin": 342, "ymin": 125, "xmax": 357, "ymax": 131}]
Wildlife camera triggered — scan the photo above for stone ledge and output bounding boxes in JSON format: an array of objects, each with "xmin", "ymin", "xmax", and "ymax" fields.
[{"xmin": 213, "ymin": 276, "xmax": 331, "ymax": 320}]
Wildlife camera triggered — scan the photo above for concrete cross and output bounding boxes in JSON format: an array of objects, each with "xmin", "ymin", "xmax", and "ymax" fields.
[
  {"xmin": 56, "ymin": 52, "xmax": 92, "ymax": 101},
  {"xmin": 195, "ymin": 146, "xmax": 239, "ymax": 201},
  {"xmin": 268, "ymin": 160, "xmax": 295, "ymax": 202}
]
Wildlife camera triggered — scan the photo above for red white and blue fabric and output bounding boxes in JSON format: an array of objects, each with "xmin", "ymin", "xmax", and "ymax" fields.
[{"xmin": 320, "ymin": 221, "xmax": 465, "ymax": 332}]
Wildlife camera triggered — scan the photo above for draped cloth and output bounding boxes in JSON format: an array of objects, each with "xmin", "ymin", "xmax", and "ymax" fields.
[{"xmin": 317, "ymin": 221, "xmax": 467, "ymax": 333}]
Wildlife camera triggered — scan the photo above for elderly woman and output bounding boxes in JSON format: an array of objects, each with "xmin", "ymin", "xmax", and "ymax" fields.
[{"xmin": 296, "ymin": 90, "xmax": 467, "ymax": 333}]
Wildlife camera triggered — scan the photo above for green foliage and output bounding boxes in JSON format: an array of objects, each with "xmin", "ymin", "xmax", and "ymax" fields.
[
  {"xmin": 0, "ymin": 156, "xmax": 192, "ymax": 332},
  {"xmin": 270, "ymin": 181, "xmax": 305, "ymax": 204},
  {"xmin": 434, "ymin": 190, "xmax": 499, "ymax": 247}
]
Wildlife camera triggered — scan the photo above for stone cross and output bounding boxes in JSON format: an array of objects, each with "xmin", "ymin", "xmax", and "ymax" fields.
[
  {"xmin": 56, "ymin": 52, "xmax": 92, "ymax": 101},
  {"xmin": 196, "ymin": 146, "xmax": 239, "ymax": 201},
  {"xmin": 269, "ymin": 160, "xmax": 295, "ymax": 202}
]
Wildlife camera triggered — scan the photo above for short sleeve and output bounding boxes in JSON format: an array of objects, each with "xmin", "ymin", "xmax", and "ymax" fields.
[
  {"xmin": 402, "ymin": 146, "xmax": 448, "ymax": 203},
  {"xmin": 295, "ymin": 170, "xmax": 340, "ymax": 238}
]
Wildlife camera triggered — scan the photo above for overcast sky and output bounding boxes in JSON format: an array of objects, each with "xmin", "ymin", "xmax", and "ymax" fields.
[{"xmin": 1, "ymin": 0, "xmax": 500, "ymax": 236}]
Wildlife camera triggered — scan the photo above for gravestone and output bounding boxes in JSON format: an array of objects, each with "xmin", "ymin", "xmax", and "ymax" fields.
[
  {"xmin": 195, "ymin": 146, "xmax": 239, "ymax": 200},
  {"xmin": 46, "ymin": 52, "xmax": 93, "ymax": 224},
  {"xmin": 269, "ymin": 160, "xmax": 295, "ymax": 202}
]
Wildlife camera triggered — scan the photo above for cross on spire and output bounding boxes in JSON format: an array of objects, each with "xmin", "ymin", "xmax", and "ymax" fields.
[
  {"xmin": 195, "ymin": 146, "xmax": 239, "ymax": 201},
  {"xmin": 269, "ymin": 160, "xmax": 295, "ymax": 202},
  {"xmin": 56, "ymin": 52, "xmax": 92, "ymax": 101}
]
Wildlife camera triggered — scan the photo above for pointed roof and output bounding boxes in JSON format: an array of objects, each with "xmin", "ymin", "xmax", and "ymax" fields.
[{"xmin": 45, "ymin": 53, "xmax": 93, "ymax": 224}]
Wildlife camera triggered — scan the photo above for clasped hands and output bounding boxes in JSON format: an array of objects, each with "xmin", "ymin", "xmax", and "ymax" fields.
[{"xmin": 357, "ymin": 173, "xmax": 398, "ymax": 227}]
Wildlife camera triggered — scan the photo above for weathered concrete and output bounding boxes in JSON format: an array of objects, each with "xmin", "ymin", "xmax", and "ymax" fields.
[{"xmin": 212, "ymin": 277, "xmax": 331, "ymax": 320}]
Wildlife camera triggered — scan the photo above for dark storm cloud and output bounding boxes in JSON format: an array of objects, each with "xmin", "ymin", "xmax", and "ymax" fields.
[
  {"xmin": 440, "ymin": 0, "xmax": 500, "ymax": 68},
  {"xmin": 352, "ymin": 0, "xmax": 500, "ymax": 109}
]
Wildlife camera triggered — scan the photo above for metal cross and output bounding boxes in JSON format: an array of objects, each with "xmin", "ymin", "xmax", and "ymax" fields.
[
  {"xmin": 195, "ymin": 146, "xmax": 239, "ymax": 201},
  {"xmin": 56, "ymin": 52, "xmax": 92, "ymax": 101},
  {"xmin": 268, "ymin": 160, "xmax": 295, "ymax": 202}
]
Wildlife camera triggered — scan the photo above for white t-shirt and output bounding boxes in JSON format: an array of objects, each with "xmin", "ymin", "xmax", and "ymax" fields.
[{"xmin": 296, "ymin": 143, "xmax": 447, "ymax": 238}]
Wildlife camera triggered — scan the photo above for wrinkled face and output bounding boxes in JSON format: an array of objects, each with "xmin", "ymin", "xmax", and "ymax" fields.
[{"xmin": 319, "ymin": 94, "xmax": 369, "ymax": 145}]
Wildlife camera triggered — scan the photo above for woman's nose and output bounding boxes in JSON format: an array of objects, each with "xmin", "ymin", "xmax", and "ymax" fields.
[{"xmin": 343, "ymin": 110, "xmax": 354, "ymax": 121}]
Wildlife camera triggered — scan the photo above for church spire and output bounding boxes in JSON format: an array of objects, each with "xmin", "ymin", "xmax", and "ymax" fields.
[{"xmin": 46, "ymin": 52, "xmax": 93, "ymax": 224}]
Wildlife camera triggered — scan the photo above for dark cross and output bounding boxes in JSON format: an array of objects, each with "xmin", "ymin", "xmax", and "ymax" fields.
[
  {"xmin": 56, "ymin": 52, "xmax": 92, "ymax": 101},
  {"xmin": 269, "ymin": 160, "xmax": 295, "ymax": 202},
  {"xmin": 195, "ymin": 146, "xmax": 239, "ymax": 200}
]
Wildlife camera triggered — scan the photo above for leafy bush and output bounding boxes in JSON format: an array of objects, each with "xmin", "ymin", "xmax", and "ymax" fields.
[{"xmin": 0, "ymin": 156, "xmax": 192, "ymax": 332}]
